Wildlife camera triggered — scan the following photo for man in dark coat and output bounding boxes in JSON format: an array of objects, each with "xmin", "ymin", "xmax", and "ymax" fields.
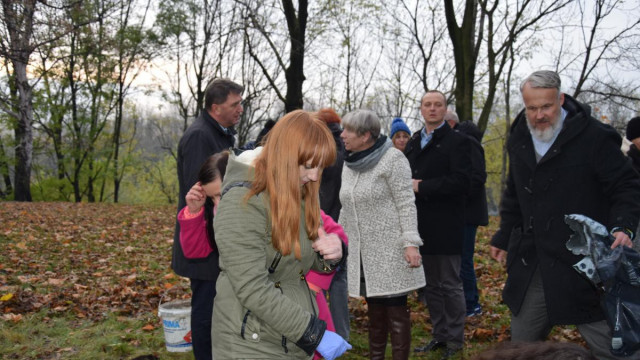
[
  {"xmin": 173, "ymin": 78, "xmax": 243, "ymax": 360},
  {"xmin": 446, "ymin": 112, "xmax": 489, "ymax": 317},
  {"xmin": 490, "ymin": 70, "xmax": 640, "ymax": 360},
  {"xmin": 406, "ymin": 90, "xmax": 471, "ymax": 359}
]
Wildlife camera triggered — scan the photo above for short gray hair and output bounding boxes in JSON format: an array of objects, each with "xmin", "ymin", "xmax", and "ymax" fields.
[
  {"xmin": 444, "ymin": 111, "xmax": 459, "ymax": 123},
  {"xmin": 520, "ymin": 70, "xmax": 561, "ymax": 93},
  {"xmin": 342, "ymin": 109, "xmax": 381, "ymax": 141}
]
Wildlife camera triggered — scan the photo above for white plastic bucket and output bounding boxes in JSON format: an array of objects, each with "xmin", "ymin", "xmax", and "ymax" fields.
[{"xmin": 158, "ymin": 298, "xmax": 192, "ymax": 352}]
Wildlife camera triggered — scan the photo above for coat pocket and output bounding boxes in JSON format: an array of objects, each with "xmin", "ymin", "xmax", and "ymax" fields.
[
  {"xmin": 506, "ymin": 226, "xmax": 535, "ymax": 270},
  {"xmin": 240, "ymin": 310, "xmax": 262, "ymax": 343}
]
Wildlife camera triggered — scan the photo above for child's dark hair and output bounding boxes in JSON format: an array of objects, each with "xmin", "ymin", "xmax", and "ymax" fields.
[{"xmin": 198, "ymin": 151, "xmax": 230, "ymax": 248}]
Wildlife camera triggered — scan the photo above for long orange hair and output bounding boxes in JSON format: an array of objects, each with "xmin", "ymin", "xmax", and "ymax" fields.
[{"xmin": 246, "ymin": 110, "xmax": 336, "ymax": 259}]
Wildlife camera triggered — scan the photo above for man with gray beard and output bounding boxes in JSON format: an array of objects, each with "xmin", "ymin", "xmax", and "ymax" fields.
[{"xmin": 490, "ymin": 70, "xmax": 640, "ymax": 360}]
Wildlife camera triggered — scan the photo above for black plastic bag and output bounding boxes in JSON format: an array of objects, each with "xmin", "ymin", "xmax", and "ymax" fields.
[{"xmin": 565, "ymin": 214, "xmax": 640, "ymax": 357}]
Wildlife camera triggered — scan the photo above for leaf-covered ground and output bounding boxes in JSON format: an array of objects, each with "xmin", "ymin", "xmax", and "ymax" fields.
[{"xmin": 0, "ymin": 202, "xmax": 583, "ymax": 359}]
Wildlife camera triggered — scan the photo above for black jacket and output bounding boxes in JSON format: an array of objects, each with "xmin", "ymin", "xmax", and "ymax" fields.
[
  {"xmin": 172, "ymin": 111, "xmax": 236, "ymax": 280},
  {"xmin": 628, "ymin": 143, "xmax": 640, "ymax": 176},
  {"xmin": 491, "ymin": 94, "xmax": 640, "ymax": 325},
  {"xmin": 456, "ymin": 122, "xmax": 489, "ymax": 226},
  {"xmin": 319, "ymin": 123, "xmax": 344, "ymax": 221},
  {"xmin": 405, "ymin": 122, "xmax": 472, "ymax": 255}
]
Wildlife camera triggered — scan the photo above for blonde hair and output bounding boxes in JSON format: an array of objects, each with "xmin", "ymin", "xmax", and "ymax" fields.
[{"xmin": 246, "ymin": 110, "xmax": 336, "ymax": 259}]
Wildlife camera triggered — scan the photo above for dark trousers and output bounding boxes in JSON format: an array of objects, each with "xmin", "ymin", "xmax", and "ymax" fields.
[
  {"xmin": 460, "ymin": 224, "xmax": 480, "ymax": 312},
  {"xmin": 190, "ymin": 278, "xmax": 216, "ymax": 360},
  {"xmin": 511, "ymin": 267, "xmax": 632, "ymax": 360},
  {"xmin": 328, "ymin": 261, "xmax": 350, "ymax": 340},
  {"xmin": 422, "ymin": 255, "xmax": 466, "ymax": 349}
]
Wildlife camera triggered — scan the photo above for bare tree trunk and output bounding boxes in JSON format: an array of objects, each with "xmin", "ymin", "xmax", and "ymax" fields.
[
  {"xmin": 444, "ymin": 0, "xmax": 479, "ymax": 124},
  {"xmin": 2, "ymin": 0, "xmax": 37, "ymax": 201},
  {"xmin": 282, "ymin": 0, "xmax": 307, "ymax": 112},
  {"xmin": 242, "ymin": 0, "xmax": 308, "ymax": 112},
  {"xmin": 501, "ymin": 44, "xmax": 516, "ymax": 196},
  {"xmin": 0, "ymin": 136, "xmax": 13, "ymax": 198},
  {"xmin": 111, "ymin": 0, "xmax": 152, "ymax": 203},
  {"xmin": 13, "ymin": 62, "xmax": 34, "ymax": 201}
]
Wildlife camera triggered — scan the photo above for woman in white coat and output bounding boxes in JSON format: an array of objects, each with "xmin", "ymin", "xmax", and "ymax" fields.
[{"xmin": 339, "ymin": 109, "xmax": 425, "ymax": 360}]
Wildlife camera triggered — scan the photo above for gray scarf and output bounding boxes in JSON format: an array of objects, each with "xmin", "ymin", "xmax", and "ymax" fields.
[{"xmin": 344, "ymin": 136, "xmax": 392, "ymax": 172}]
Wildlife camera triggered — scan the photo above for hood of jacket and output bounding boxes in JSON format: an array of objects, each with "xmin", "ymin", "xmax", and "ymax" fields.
[{"xmin": 221, "ymin": 147, "xmax": 262, "ymax": 189}]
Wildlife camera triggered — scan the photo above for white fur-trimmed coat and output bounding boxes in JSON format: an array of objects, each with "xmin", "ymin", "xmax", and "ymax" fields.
[{"xmin": 339, "ymin": 147, "xmax": 426, "ymax": 297}]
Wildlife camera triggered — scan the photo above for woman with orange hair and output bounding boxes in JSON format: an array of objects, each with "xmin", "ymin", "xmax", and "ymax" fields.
[{"xmin": 211, "ymin": 110, "xmax": 351, "ymax": 359}]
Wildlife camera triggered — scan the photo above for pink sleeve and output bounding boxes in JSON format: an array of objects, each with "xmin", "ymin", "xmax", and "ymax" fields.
[
  {"xmin": 321, "ymin": 211, "xmax": 348, "ymax": 245},
  {"xmin": 305, "ymin": 211, "xmax": 349, "ymax": 290},
  {"xmin": 177, "ymin": 207, "xmax": 213, "ymax": 259}
]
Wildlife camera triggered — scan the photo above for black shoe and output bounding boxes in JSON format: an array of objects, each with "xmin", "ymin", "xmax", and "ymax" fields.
[
  {"xmin": 440, "ymin": 347, "xmax": 461, "ymax": 359},
  {"xmin": 466, "ymin": 304, "xmax": 483, "ymax": 317},
  {"xmin": 414, "ymin": 339, "xmax": 446, "ymax": 353}
]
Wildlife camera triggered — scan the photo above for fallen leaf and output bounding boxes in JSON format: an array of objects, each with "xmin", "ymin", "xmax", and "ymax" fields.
[
  {"xmin": 17, "ymin": 275, "xmax": 33, "ymax": 283},
  {"xmin": 0, "ymin": 293, "xmax": 13, "ymax": 301},
  {"xmin": 48, "ymin": 278, "xmax": 66, "ymax": 286},
  {"xmin": 2, "ymin": 313, "xmax": 22, "ymax": 322},
  {"xmin": 142, "ymin": 324, "xmax": 154, "ymax": 331},
  {"xmin": 472, "ymin": 328, "xmax": 495, "ymax": 340}
]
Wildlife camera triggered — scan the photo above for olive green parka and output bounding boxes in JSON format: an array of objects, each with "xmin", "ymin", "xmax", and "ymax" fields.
[{"xmin": 212, "ymin": 150, "xmax": 336, "ymax": 358}]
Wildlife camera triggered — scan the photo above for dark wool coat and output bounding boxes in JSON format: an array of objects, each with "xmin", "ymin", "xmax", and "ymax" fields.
[
  {"xmin": 456, "ymin": 122, "xmax": 489, "ymax": 226},
  {"xmin": 172, "ymin": 111, "xmax": 236, "ymax": 280},
  {"xmin": 491, "ymin": 94, "xmax": 640, "ymax": 325},
  {"xmin": 628, "ymin": 144, "xmax": 640, "ymax": 176},
  {"xmin": 319, "ymin": 122, "xmax": 345, "ymax": 222},
  {"xmin": 405, "ymin": 122, "xmax": 472, "ymax": 255}
]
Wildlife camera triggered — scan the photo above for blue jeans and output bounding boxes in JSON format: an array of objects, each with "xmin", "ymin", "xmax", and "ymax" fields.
[
  {"xmin": 190, "ymin": 278, "xmax": 216, "ymax": 360},
  {"xmin": 460, "ymin": 224, "xmax": 479, "ymax": 312}
]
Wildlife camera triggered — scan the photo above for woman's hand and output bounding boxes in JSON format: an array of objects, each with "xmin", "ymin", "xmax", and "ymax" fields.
[
  {"xmin": 185, "ymin": 182, "xmax": 207, "ymax": 214},
  {"xmin": 412, "ymin": 179, "xmax": 422, "ymax": 193},
  {"xmin": 404, "ymin": 246, "xmax": 421, "ymax": 268},
  {"xmin": 312, "ymin": 227, "xmax": 343, "ymax": 261}
]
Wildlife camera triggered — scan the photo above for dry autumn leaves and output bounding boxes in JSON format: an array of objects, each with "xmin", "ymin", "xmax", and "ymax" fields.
[
  {"xmin": 0, "ymin": 202, "xmax": 189, "ymax": 331},
  {"xmin": 0, "ymin": 202, "xmax": 583, "ymax": 358}
]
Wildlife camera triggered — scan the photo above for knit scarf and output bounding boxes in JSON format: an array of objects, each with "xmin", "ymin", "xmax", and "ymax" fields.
[{"xmin": 344, "ymin": 136, "xmax": 392, "ymax": 172}]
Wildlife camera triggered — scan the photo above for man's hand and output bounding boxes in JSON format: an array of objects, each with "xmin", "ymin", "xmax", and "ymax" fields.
[
  {"xmin": 490, "ymin": 245, "xmax": 507, "ymax": 264},
  {"xmin": 312, "ymin": 227, "xmax": 343, "ymax": 261},
  {"xmin": 610, "ymin": 231, "xmax": 633, "ymax": 249}
]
